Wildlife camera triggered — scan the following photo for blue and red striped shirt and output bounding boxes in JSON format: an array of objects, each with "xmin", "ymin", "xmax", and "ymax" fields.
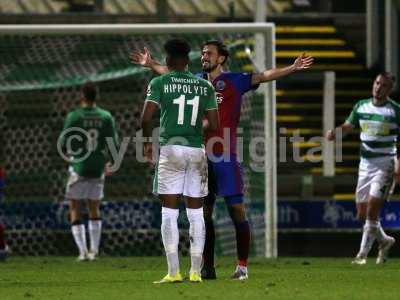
[{"xmin": 197, "ymin": 72, "xmax": 257, "ymax": 154}]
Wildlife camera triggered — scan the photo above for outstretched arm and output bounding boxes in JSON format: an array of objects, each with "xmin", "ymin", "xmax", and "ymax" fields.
[
  {"xmin": 251, "ymin": 53, "xmax": 314, "ymax": 85},
  {"xmin": 130, "ymin": 47, "xmax": 169, "ymax": 75},
  {"xmin": 325, "ymin": 123, "xmax": 354, "ymax": 141}
]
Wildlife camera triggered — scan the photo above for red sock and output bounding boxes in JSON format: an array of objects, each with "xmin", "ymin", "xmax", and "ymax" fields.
[
  {"xmin": 235, "ymin": 220, "xmax": 250, "ymax": 267},
  {"xmin": 238, "ymin": 259, "xmax": 247, "ymax": 267}
]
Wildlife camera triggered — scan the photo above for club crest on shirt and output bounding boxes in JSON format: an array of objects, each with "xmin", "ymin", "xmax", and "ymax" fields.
[
  {"xmin": 216, "ymin": 92, "xmax": 224, "ymax": 104},
  {"xmin": 215, "ymin": 80, "xmax": 226, "ymax": 91}
]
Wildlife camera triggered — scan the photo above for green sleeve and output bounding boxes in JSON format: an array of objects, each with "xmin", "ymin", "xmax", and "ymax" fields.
[
  {"xmin": 345, "ymin": 103, "xmax": 359, "ymax": 127},
  {"xmin": 145, "ymin": 77, "xmax": 161, "ymax": 105},
  {"xmin": 108, "ymin": 115, "xmax": 119, "ymax": 146},
  {"xmin": 63, "ymin": 112, "xmax": 75, "ymax": 130},
  {"xmin": 205, "ymin": 84, "xmax": 218, "ymax": 110},
  {"xmin": 59, "ymin": 112, "xmax": 76, "ymax": 152}
]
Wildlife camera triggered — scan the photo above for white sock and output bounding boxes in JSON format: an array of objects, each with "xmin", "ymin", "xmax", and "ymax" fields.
[
  {"xmin": 186, "ymin": 207, "xmax": 205, "ymax": 274},
  {"xmin": 71, "ymin": 224, "xmax": 88, "ymax": 256},
  {"xmin": 359, "ymin": 220, "xmax": 378, "ymax": 257},
  {"xmin": 161, "ymin": 207, "xmax": 180, "ymax": 276},
  {"xmin": 88, "ymin": 219, "xmax": 102, "ymax": 254},
  {"xmin": 375, "ymin": 221, "xmax": 389, "ymax": 243}
]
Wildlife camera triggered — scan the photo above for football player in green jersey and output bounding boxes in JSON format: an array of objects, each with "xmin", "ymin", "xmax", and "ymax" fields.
[
  {"xmin": 141, "ymin": 39, "xmax": 219, "ymax": 283},
  {"xmin": 326, "ymin": 72, "xmax": 398, "ymax": 264},
  {"xmin": 61, "ymin": 82, "xmax": 118, "ymax": 261}
]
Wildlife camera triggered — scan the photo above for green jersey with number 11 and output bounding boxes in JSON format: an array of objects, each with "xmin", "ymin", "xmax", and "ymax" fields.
[{"xmin": 145, "ymin": 70, "xmax": 217, "ymax": 148}]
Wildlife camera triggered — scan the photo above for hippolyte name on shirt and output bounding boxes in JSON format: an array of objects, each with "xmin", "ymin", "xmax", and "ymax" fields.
[{"xmin": 164, "ymin": 77, "xmax": 209, "ymax": 96}]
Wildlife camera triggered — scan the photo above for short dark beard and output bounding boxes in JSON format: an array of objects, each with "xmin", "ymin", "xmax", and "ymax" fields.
[{"xmin": 202, "ymin": 63, "xmax": 218, "ymax": 73}]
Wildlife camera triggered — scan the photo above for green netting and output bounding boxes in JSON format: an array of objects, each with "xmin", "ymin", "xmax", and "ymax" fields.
[{"xmin": 0, "ymin": 31, "xmax": 267, "ymax": 255}]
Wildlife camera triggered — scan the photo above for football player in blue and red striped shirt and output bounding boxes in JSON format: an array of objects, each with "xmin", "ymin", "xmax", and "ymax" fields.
[{"xmin": 131, "ymin": 40, "xmax": 313, "ymax": 280}]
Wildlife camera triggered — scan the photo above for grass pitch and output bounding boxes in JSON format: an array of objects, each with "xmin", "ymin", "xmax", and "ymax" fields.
[{"xmin": 0, "ymin": 256, "xmax": 399, "ymax": 300}]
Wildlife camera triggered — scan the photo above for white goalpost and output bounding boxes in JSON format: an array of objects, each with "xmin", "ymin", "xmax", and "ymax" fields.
[{"xmin": 0, "ymin": 23, "xmax": 277, "ymax": 258}]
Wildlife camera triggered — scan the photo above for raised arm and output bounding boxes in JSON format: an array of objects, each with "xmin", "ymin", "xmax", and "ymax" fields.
[
  {"xmin": 251, "ymin": 53, "xmax": 314, "ymax": 85},
  {"xmin": 130, "ymin": 47, "xmax": 169, "ymax": 75}
]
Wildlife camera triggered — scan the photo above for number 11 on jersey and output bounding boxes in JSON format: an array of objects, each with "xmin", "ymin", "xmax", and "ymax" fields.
[{"xmin": 173, "ymin": 95, "xmax": 200, "ymax": 126}]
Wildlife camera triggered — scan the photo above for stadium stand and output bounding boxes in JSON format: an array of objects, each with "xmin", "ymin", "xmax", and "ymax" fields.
[{"xmin": 0, "ymin": 0, "xmax": 291, "ymax": 15}]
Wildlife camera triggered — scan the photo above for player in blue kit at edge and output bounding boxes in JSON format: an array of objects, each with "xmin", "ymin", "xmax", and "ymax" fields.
[{"xmin": 131, "ymin": 40, "xmax": 313, "ymax": 280}]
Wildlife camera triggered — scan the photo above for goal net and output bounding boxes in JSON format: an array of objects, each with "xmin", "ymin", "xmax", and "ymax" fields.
[{"xmin": 0, "ymin": 24, "xmax": 276, "ymax": 257}]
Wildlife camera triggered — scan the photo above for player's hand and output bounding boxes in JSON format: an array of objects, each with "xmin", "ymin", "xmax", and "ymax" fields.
[
  {"xmin": 325, "ymin": 129, "xmax": 336, "ymax": 141},
  {"xmin": 293, "ymin": 53, "xmax": 314, "ymax": 71},
  {"xmin": 104, "ymin": 162, "xmax": 113, "ymax": 177},
  {"xmin": 144, "ymin": 142, "xmax": 154, "ymax": 166},
  {"xmin": 130, "ymin": 47, "xmax": 153, "ymax": 67}
]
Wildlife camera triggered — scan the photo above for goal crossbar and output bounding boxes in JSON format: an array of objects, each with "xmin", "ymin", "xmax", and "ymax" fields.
[
  {"xmin": 0, "ymin": 23, "xmax": 274, "ymax": 35},
  {"xmin": 0, "ymin": 22, "xmax": 277, "ymax": 259}
]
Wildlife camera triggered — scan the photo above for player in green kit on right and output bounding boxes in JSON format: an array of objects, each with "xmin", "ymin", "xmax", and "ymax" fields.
[{"xmin": 141, "ymin": 39, "xmax": 219, "ymax": 283}]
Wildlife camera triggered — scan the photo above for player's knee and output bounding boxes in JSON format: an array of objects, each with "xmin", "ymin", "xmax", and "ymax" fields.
[
  {"xmin": 366, "ymin": 209, "xmax": 379, "ymax": 221},
  {"xmin": 357, "ymin": 212, "xmax": 366, "ymax": 222},
  {"xmin": 69, "ymin": 199, "xmax": 80, "ymax": 210},
  {"xmin": 88, "ymin": 205, "xmax": 101, "ymax": 219},
  {"xmin": 186, "ymin": 207, "xmax": 204, "ymax": 223},
  {"xmin": 357, "ymin": 207, "xmax": 367, "ymax": 221},
  {"xmin": 226, "ymin": 197, "xmax": 247, "ymax": 223}
]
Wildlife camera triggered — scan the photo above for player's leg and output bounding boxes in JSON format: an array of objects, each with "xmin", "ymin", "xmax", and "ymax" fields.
[
  {"xmin": 356, "ymin": 203, "xmax": 367, "ymax": 221},
  {"xmin": 356, "ymin": 195, "xmax": 382, "ymax": 258},
  {"xmin": 183, "ymin": 146, "xmax": 208, "ymax": 283},
  {"xmin": 354, "ymin": 161, "xmax": 395, "ymax": 264},
  {"xmin": 156, "ymin": 194, "xmax": 182, "ymax": 283},
  {"xmin": 213, "ymin": 154, "xmax": 249, "ymax": 280},
  {"xmin": 355, "ymin": 194, "xmax": 388, "ymax": 263},
  {"xmin": 185, "ymin": 197, "xmax": 205, "ymax": 282},
  {"xmin": 69, "ymin": 199, "xmax": 88, "ymax": 261},
  {"xmin": 0, "ymin": 223, "xmax": 9, "ymax": 261},
  {"xmin": 0, "ymin": 223, "xmax": 6, "ymax": 250},
  {"xmin": 154, "ymin": 145, "xmax": 186, "ymax": 284},
  {"xmin": 66, "ymin": 171, "xmax": 89, "ymax": 261},
  {"xmin": 370, "ymin": 168, "xmax": 396, "ymax": 264},
  {"xmin": 352, "ymin": 161, "xmax": 371, "ymax": 264},
  {"xmin": 86, "ymin": 176, "xmax": 104, "ymax": 260},
  {"xmin": 201, "ymin": 158, "xmax": 217, "ymax": 279},
  {"xmin": 87, "ymin": 199, "xmax": 102, "ymax": 260},
  {"xmin": 226, "ymin": 199, "xmax": 250, "ymax": 280},
  {"xmin": 366, "ymin": 195, "xmax": 394, "ymax": 263}
]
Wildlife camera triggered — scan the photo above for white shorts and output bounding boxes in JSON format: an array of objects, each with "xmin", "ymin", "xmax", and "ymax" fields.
[
  {"xmin": 154, "ymin": 145, "xmax": 208, "ymax": 198},
  {"xmin": 65, "ymin": 169, "xmax": 105, "ymax": 201},
  {"xmin": 355, "ymin": 158, "xmax": 395, "ymax": 203}
]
